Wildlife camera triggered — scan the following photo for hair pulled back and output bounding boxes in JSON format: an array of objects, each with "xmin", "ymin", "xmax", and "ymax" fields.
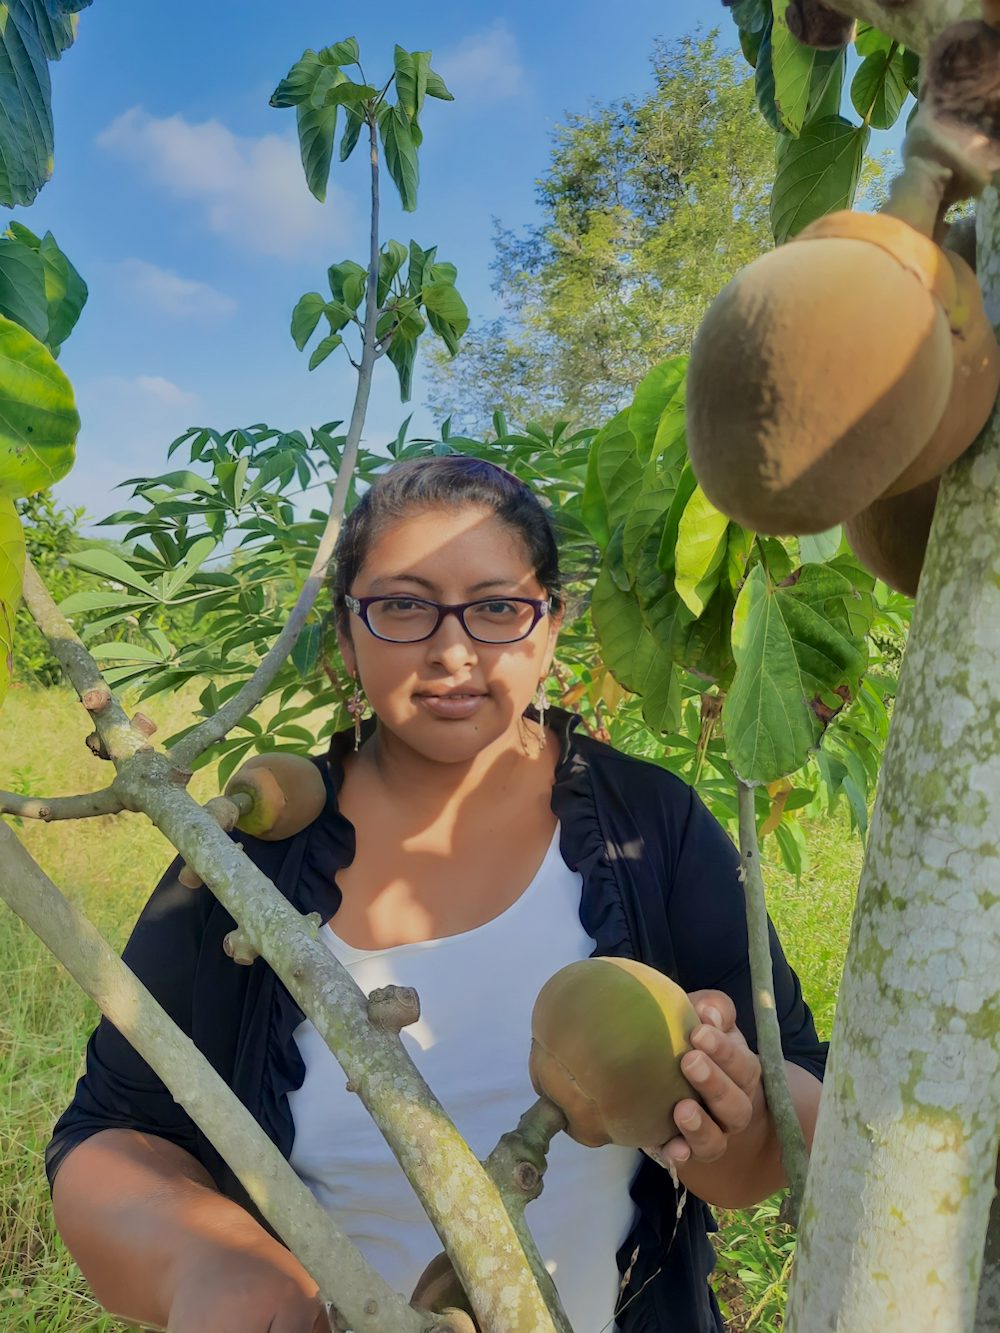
[{"xmin": 332, "ymin": 454, "xmax": 562, "ymax": 628}]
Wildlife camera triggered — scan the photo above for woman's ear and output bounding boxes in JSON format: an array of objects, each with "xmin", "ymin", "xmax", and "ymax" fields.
[{"xmin": 541, "ymin": 604, "xmax": 564, "ymax": 675}]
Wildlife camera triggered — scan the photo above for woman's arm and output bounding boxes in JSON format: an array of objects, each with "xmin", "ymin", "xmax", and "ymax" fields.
[{"xmin": 52, "ymin": 1127, "xmax": 328, "ymax": 1330}]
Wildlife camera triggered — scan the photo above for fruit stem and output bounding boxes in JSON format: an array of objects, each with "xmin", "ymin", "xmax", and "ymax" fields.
[{"xmin": 884, "ymin": 141, "xmax": 953, "ymax": 241}]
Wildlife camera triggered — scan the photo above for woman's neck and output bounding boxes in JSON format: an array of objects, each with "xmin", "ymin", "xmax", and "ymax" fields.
[{"xmin": 358, "ymin": 718, "xmax": 552, "ymax": 815}]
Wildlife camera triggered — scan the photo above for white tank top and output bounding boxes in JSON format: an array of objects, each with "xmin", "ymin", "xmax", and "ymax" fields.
[{"xmin": 287, "ymin": 825, "xmax": 642, "ymax": 1333}]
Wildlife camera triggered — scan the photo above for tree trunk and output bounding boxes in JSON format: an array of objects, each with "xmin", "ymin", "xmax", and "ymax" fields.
[{"xmin": 786, "ymin": 188, "xmax": 1000, "ymax": 1330}]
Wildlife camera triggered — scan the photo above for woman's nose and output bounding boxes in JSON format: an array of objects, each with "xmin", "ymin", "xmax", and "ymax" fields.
[{"xmin": 425, "ymin": 611, "xmax": 478, "ymax": 669}]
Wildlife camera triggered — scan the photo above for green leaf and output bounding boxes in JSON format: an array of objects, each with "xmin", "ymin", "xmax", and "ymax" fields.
[
  {"xmin": 854, "ymin": 23, "xmax": 893, "ymax": 57},
  {"xmin": 291, "ymin": 622, "xmax": 322, "ymax": 677},
  {"xmin": 270, "ymin": 39, "xmax": 360, "ymax": 107},
  {"xmin": 581, "ymin": 410, "xmax": 641, "ymax": 551},
  {"xmin": 340, "ymin": 106, "xmax": 365, "ymax": 161},
  {"xmin": 0, "ymin": 0, "xmax": 88, "ymax": 207},
  {"xmin": 0, "ymin": 494, "xmax": 25, "ymax": 711},
  {"xmin": 296, "ymin": 95, "xmax": 338, "ymax": 202},
  {"xmin": 0, "ymin": 317, "xmax": 78, "ymax": 498},
  {"xmin": 321, "ymin": 37, "xmax": 360, "ymax": 67},
  {"xmin": 425, "ymin": 68, "xmax": 454, "ymax": 101},
  {"xmin": 723, "ymin": 564, "xmax": 866, "ymax": 782},
  {"xmin": 850, "ymin": 47, "xmax": 908, "ymax": 130},
  {"xmin": 308, "ymin": 333, "xmax": 342, "ymax": 371},
  {"xmin": 379, "ymin": 103, "xmax": 419, "ymax": 212},
  {"xmin": 628, "ymin": 357, "xmax": 687, "ymax": 462},
  {"xmin": 291, "ymin": 292, "xmax": 326, "ymax": 350},
  {"xmin": 770, "ymin": 116, "xmax": 869, "ymax": 244},
  {"xmin": 799, "ymin": 526, "xmax": 842, "ymax": 564},
  {"xmin": 378, "ymin": 239, "xmax": 408, "ymax": 306},
  {"xmin": 57, "ymin": 588, "xmax": 146, "ymax": 615},
  {"xmin": 164, "ymin": 535, "xmax": 217, "ymax": 598},
  {"xmin": 89, "ymin": 641, "xmax": 165, "ymax": 663},
  {"xmin": 0, "ymin": 237, "xmax": 48, "ymax": 341},
  {"xmin": 770, "ymin": 2, "xmax": 821, "ymax": 136},
  {"xmin": 422, "ymin": 279, "xmax": 469, "ymax": 355},
  {"xmin": 675, "ymin": 486, "xmax": 731, "ymax": 617},
  {"xmin": 754, "ymin": 22, "xmax": 781, "ymax": 133},
  {"xmin": 328, "ymin": 259, "xmax": 367, "ymax": 311},
  {"xmin": 657, "ymin": 462, "xmax": 699, "ymax": 577},
  {"xmin": 393, "ymin": 45, "xmax": 418, "ymax": 120},
  {"xmin": 591, "ymin": 560, "xmax": 683, "ymax": 730},
  {"xmin": 407, "ymin": 241, "xmax": 435, "ymax": 297},
  {"xmin": 387, "ymin": 332, "xmax": 417, "ymax": 401},
  {"xmin": 66, "ymin": 547, "xmax": 156, "ymax": 596},
  {"xmin": 37, "ymin": 230, "xmax": 87, "ymax": 352}
]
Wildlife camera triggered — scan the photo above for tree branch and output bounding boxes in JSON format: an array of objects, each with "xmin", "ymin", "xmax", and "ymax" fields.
[
  {"xmin": 168, "ymin": 111, "xmax": 386, "ymax": 774},
  {"xmin": 822, "ymin": 0, "xmax": 978, "ymax": 53},
  {"xmin": 20, "ymin": 560, "xmax": 151, "ymax": 769},
  {"xmin": 0, "ymin": 785, "xmax": 122, "ymax": 821},
  {"xmin": 0, "ymin": 822, "xmax": 428, "ymax": 1333},
  {"xmin": 736, "ymin": 779, "xmax": 809, "ymax": 1224}
]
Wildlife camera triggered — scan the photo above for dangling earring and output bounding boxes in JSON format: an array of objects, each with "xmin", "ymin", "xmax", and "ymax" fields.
[
  {"xmin": 535, "ymin": 677, "xmax": 548, "ymax": 733},
  {"xmin": 347, "ymin": 677, "xmax": 366, "ymax": 752}
]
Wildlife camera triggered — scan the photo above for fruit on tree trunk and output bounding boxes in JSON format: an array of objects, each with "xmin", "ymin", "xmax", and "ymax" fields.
[
  {"xmin": 844, "ymin": 477, "xmax": 939, "ymax": 596},
  {"xmin": 224, "ymin": 752, "xmax": 327, "ymax": 840},
  {"xmin": 686, "ymin": 210, "xmax": 999, "ymax": 535},
  {"xmin": 528, "ymin": 958, "xmax": 699, "ymax": 1148}
]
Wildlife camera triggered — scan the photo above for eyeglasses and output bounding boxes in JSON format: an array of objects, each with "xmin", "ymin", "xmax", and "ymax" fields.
[{"xmin": 344, "ymin": 594, "xmax": 550, "ymax": 644}]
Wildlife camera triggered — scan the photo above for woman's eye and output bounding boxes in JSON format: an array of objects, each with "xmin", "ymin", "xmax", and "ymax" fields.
[
  {"xmin": 479, "ymin": 600, "xmax": 518, "ymax": 617},
  {"xmin": 382, "ymin": 598, "xmax": 423, "ymax": 615}
]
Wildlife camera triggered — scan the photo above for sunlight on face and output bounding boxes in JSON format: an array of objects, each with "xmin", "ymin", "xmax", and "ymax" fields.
[{"xmin": 340, "ymin": 504, "xmax": 560, "ymax": 763}]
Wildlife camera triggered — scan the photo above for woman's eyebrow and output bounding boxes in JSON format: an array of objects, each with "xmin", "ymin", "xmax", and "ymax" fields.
[{"xmin": 367, "ymin": 574, "xmax": 523, "ymax": 593}]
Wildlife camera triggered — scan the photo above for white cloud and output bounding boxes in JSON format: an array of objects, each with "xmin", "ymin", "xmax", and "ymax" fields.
[
  {"xmin": 133, "ymin": 375, "xmax": 201, "ymax": 408},
  {"xmin": 97, "ymin": 107, "xmax": 350, "ymax": 257},
  {"xmin": 436, "ymin": 23, "xmax": 526, "ymax": 104},
  {"xmin": 116, "ymin": 258, "xmax": 236, "ymax": 319}
]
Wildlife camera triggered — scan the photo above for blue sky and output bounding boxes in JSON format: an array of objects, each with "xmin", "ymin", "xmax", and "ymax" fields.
[{"xmin": 25, "ymin": 0, "xmax": 730, "ymax": 529}]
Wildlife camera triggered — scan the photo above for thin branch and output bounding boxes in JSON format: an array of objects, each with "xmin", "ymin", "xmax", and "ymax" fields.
[
  {"xmin": 168, "ymin": 108, "xmax": 386, "ymax": 774},
  {"xmin": 736, "ymin": 778, "xmax": 809, "ymax": 1223},
  {"xmin": 0, "ymin": 786, "xmax": 122, "ymax": 821}
]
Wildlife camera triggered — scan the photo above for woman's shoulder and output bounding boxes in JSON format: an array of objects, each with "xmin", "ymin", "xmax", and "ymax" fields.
[{"xmin": 555, "ymin": 710, "xmax": 695, "ymax": 814}]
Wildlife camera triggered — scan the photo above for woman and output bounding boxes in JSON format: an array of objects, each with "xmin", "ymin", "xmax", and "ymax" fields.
[{"xmin": 46, "ymin": 456, "xmax": 826, "ymax": 1333}]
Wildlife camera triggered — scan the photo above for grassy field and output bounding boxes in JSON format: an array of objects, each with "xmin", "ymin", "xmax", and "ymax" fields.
[{"xmin": 0, "ymin": 682, "xmax": 863, "ymax": 1332}]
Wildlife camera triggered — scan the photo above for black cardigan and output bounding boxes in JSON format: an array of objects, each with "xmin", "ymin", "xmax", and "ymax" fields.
[{"xmin": 46, "ymin": 710, "xmax": 827, "ymax": 1332}]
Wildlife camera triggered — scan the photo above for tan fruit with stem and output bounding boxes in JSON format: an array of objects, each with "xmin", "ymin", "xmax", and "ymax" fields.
[
  {"xmin": 687, "ymin": 210, "xmax": 958, "ymax": 535},
  {"xmin": 845, "ymin": 477, "xmax": 940, "ymax": 598},
  {"xmin": 528, "ymin": 957, "xmax": 700, "ymax": 1149},
  {"xmin": 223, "ymin": 752, "xmax": 327, "ymax": 840}
]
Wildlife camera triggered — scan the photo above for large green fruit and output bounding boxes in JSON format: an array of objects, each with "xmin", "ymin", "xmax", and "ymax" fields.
[
  {"xmin": 0, "ymin": 317, "xmax": 79, "ymax": 499},
  {"xmin": 529, "ymin": 957, "xmax": 700, "ymax": 1148}
]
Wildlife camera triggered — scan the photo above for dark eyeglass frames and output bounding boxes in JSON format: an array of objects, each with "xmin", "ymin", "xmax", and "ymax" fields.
[{"xmin": 343, "ymin": 594, "xmax": 550, "ymax": 644}]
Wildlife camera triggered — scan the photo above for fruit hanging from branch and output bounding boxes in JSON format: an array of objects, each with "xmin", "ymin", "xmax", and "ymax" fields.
[
  {"xmin": 686, "ymin": 13, "xmax": 1000, "ymax": 581},
  {"xmin": 178, "ymin": 754, "xmax": 328, "ymax": 889},
  {"xmin": 528, "ymin": 958, "xmax": 700, "ymax": 1149}
]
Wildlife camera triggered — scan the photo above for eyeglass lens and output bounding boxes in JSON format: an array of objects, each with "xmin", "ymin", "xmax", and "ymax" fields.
[{"xmin": 367, "ymin": 597, "xmax": 538, "ymax": 643}]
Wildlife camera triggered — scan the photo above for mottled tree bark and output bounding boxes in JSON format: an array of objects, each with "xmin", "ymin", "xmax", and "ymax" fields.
[{"xmin": 786, "ymin": 184, "xmax": 1000, "ymax": 1331}]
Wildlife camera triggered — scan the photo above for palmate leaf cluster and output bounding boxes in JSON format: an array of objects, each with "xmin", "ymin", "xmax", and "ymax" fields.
[
  {"xmin": 727, "ymin": 1, "xmax": 917, "ymax": 241},
  {"xmin": 274, "ymin": 37, "xmax": 466, "ymax": 402}
]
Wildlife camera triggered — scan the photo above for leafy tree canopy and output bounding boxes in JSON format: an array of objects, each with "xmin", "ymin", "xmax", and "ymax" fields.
[{"xmin": 427, "ymin": 33, "xmax": 777, "ymax": 430}]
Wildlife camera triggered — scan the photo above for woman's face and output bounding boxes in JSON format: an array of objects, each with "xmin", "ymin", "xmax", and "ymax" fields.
[{"xmin": 339, "ymin": 504, "xmax": 561, "ymax": 764}]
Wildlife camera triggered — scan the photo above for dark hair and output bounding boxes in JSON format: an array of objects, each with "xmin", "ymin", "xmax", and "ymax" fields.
[{"xmin": 332, "ymin": 454, "xmax": 562, "ymax": 627}]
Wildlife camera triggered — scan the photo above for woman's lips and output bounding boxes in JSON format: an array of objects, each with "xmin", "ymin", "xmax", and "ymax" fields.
[{"xmin": 415, "ymin": 692, "xmax": 486, "ymax": 719}]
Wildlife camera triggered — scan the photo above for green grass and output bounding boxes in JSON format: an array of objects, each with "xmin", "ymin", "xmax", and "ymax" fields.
[{"xmin": 0, "ymin": 683, "xmax": 863, "ymax": 1331}]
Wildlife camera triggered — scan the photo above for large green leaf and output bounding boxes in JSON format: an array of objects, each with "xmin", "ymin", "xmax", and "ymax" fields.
[
  {"xmin": 37, "ymin": 229, "xmax": 87, "ymax": 351},
  {"xmin": 328, "ymin": 260, "xmax": 367, "ymax": 311},
  {"xmin": 291, "ymin": 292, "xmax": 326, "ymax": 351},
  {"xmin": 754, "ymin": 21, "xmax": 781, "ymax": 133},
  {"xmin": 850, "ymin": 46, "xmax": 908, "ymax": 130},
  {"xmin": 770, "ymin": 2, "xmax": 820, "ymax": 136},
  {"xmin": 581, "ymin": 409, "xmax": 641, "ymax": 551},
  {"xmin": 422, "ymin": 278, "xmax": 469, "ymax": 355},
  {"xmin": 627, "ymin": 356, "xmax": 687, "ymax": 462},
  {"xmin": 770, "ymin": 116, "xmax": 869, "ymax": 244},
  {"xmin": 723, "ymin": 564, "xmax": 866, "ymax": 782},
  {"xmin": 591, "ymin": 560, "xmax": 681, "ymax": 731},
  {"xmin": 0, "ymin": 237, "xmax": 47, "ymax": 341},
  {"xmin": 0, "ymin": 0, "xmax": 90, "ymax": 207},
  {"xmin": 379, "ymin": 103, "xmax": 420, "ymax": 212},
  {"xmin": 387, "ymin": 331, "xmax": 417, "ymax": 401},
  {"xmin": 378, "ymin": 239, "xmax": 408, "ymax": 305},
  {"xmin": 0, "ymin": 317, "xmax": 78, "ymax": 497},
  {"xmin": 674, "ymin": 486, "xmax": 731, "ymax": 618},
  {"xmin": 0, "ymin": 494, "xmax": 25, "ymax": 711}
]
